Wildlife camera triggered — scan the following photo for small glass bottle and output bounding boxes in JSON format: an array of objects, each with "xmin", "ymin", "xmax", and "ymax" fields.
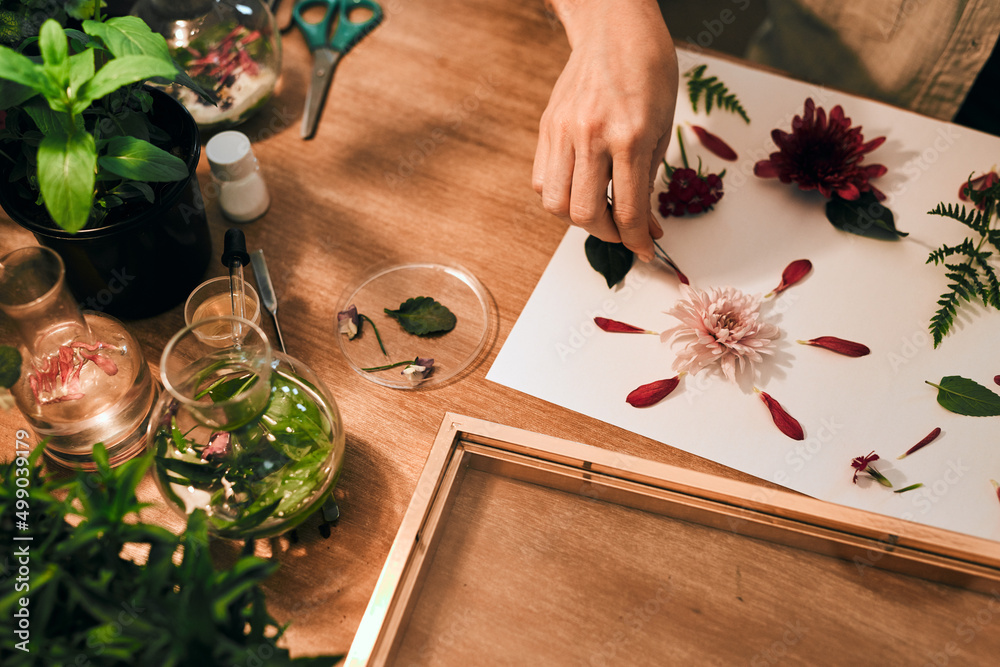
[
  {"xmin": 0, "ymin": 247, "xmax": 157, "ymax": 469},
  {"xmin": 206, "ymin": 130, "xmax": 271, "ymax": 222},
  {"xmin": 131, "ymin": 0, "xmax": 282, "ymax": 130}
]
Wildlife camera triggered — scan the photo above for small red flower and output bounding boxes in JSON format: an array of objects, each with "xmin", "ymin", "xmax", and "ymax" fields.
[
  {"xmin": 658, "ymin": 167, "xmax": 724, "ymax": 218},
  {"xmin": 850, "ymin": 451, "xmax": 892, "ymax": 487},
  {"xmin": 958, "ymin": 170, "xmax": 999, "ymax": 210},
  {"xmin": 754, "ymin": 98, "xmax": 887, "ymax": 201}
]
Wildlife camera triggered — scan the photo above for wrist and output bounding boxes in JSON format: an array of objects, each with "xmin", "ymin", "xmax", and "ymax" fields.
[{"xmin": 548, "ymin": 0, "xmax": 667, "ymax": 48}]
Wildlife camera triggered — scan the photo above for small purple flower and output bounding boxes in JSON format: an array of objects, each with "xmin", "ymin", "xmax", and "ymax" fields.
[
  {"xmin": 337, "ymin": 305, "xmax": 360, "ymax": 339},
  {"xmin": 202, "ymin": 431, "xmax": 231, "ymax": 460},
  {"xmin": 401, "ymin": 357, "xmax": 434, "ymax": 384}
]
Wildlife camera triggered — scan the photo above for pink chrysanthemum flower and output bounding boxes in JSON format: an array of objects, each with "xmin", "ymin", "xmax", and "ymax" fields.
[
  {"xmin": 661, "ymin": 285, "xmax": 779, "ymax": 383},
  {"xmin": 754, "ymin": 98, "xmax": 887, "ymax": 201}
]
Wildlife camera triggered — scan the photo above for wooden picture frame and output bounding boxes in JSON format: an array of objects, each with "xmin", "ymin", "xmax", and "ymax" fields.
[{"xmin": 346, "ymin": 413, "xmax": 1000, "ymax": 665}]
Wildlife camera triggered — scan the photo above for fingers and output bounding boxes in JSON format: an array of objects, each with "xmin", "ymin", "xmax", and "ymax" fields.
[
  {"xmin": 611, "ymin": 147, "xmax": 655, "ymax": 262},
  {"xmin": 569, "ymin": 148, "xmax": 618, "ymax": 242}
]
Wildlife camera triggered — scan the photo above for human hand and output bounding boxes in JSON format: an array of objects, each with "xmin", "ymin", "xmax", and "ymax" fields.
[{"xmin": 533, "ymin": 0, "xmax": 678, "ymax": 262}]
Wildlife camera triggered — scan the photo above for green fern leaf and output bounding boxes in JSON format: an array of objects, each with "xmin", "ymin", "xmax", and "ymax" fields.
[
  {"xmin": 684, "ymin": 65, "xmax": 750, "ymax": 123},
  {"xmin": 930, "ymin": 290, "xmax": 960, "ymax": 348},
  {"xmin": 973, "ymin": 254, "xmax": 1000, "ymax": 308}
]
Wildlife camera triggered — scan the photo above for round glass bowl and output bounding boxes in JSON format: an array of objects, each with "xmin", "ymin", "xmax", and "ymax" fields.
[
  {"xmin": 337, "ymin": 262, "xmax": 495, "ymax": 389},
  {"xmin": 185, "ymin": 276, "xmax": 261, "ymax": 347},
  {"xmin": 147, "ymin": 316, "xmax": 345, "ymax": 539}
]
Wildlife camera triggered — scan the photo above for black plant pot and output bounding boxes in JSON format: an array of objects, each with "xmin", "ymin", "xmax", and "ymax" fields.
[{"xmin": 0, "ymin": 88, "xmax": 211, "ymax": 320}]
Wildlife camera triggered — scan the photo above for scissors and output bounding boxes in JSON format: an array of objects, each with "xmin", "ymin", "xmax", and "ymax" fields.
[{"xmin": 292, "ymin": 0, "xmax": 383, "ymax": 139}]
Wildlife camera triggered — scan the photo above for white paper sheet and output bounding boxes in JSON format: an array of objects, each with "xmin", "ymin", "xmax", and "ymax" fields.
[{"xmin": 488, "ymin": 54, "xmax": 1000, "ymax": 543}]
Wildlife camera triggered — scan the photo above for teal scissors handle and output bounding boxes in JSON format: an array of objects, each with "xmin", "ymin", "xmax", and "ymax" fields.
[{"xmin": 293, "ymin": 0, "xmax": 383, "ymax": 54}]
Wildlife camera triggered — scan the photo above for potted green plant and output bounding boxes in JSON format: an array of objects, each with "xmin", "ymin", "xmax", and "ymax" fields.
[{"xmin": 0, "ymin": 6, "xmax": 212, "ymax": 318}]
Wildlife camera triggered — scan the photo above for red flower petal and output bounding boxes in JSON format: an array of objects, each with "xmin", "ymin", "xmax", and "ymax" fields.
[
  {"xmin": 690, "ymin": 124, "xmax": 737, "ymax": 161},
  {"xmin": 768, "ymin": 259, "xmax": 812, "ymax": 296},
  {"xmin": 626, "ymin": 376, "xmax": 681, "ymax": 407},
  {"xmin": 594, "ymin": 317, "xmax": 652, "ymax": 334},
  {"xmin": 995, "ymin": 375, "xmax": 1000, "ymax": 387},
  {"xmin": 756, "ymin": 389, "xmax": 804, "ymax": 440},
  {"xmin": 797, "ymin": 336, "xmax": 870, "ymax": 357},
  {"xmin": 897, "ymin": 427, "xmax": 941, "ymax": 459}
]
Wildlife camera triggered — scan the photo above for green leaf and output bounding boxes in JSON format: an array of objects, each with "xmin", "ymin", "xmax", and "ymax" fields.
[
  {"xmin": 826, "ymin": 192, "xmax": 907, "ymax": 239},
  {"xmin": 39, "ymin": 18, "xmax": 68, "ymax": 71},
  {"xmin": 925, "ymin": 376, "xmax": 1000, "ymax": 416},
  {"xmin": 68, "ymin": 48, "xmax": 95, "ymax": 95},
  {"xmin": 83, "ymin": 16, "xmax": 172, "ymax": 61},
  {"xmin": 98, "ymin": 136, "xmax": 188, "ymax": 181},
  {"xmin": 0, "ymin": 43, "xmax": 54, "ymax": 96},
  {"xmin": 74, "ymin": 55, "xmax": 178, "ymax": 113},
  {"xmin": 0, "ymin": 345, "xmax": 21, "ymax": 388},
  {"xmin": 384, "ymin": 296, "xmax": 457, "ymax": 335},
  {"xmin": 584, "ymin": 235, "xmax": 634, "ymax": 288},
  {"xmin": 37, "ymin": 126, "xmax": 96, "ymax": 233}
]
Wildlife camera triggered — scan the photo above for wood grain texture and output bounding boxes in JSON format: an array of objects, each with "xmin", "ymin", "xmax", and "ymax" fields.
[{"xmin": 1, "ymin": 0, "xmax": 986, "ymax": 661}]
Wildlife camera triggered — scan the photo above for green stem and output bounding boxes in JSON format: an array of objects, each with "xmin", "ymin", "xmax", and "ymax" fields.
[
  {"xmin": 359, "ymin": 314, "xmax": 388, "ymax": 357},
  {"xmin": 362, "ymin": 357, "xmax": 417, "ymax": 372},
  {"xmin": 676, "ymin": 126, "xmax": 689, "ymax": 170},
  {"xmin": 894, "ymin": 483, "xmax": 924, "ymax": 494}
]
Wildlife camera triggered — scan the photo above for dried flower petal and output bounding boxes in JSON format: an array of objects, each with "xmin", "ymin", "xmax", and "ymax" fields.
[
  {"xmin": 594, "ymin": 317, "xmax": 656, "ymax": 334},
  {"xmin": 626, "ymin": 375, "xmax": 682, "ymax": 407},
  {"xmin": 337, "ymin": 305, "xmax": 360, "ymax": 339},
  {"xmin": 767, "ymin": 259, "xmax": 812, "ymax": 297},
  {"xmin": 992, "ymin": 479, "xmax": 1000, "ymax": 505},
  {"xmin": 897, "ymin": 427, "xmax": 941, "ymax": 459},
  {"xmin": 755, "ymin": 388, "xmax": 804, "ymax": 440},
  {"xmin": 797, "ymin": 336, "xmax": 870, "ymax": 357},
  {"xmin": 690, "ymin": 124, "xmax": 738, "ymax": 161},
  {"xmin": 995, "ymin": 375, "xmax": 1000, "ymax": 387}
]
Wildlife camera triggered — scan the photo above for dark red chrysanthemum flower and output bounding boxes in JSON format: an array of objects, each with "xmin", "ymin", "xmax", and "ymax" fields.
[
  {"xmin": 754, "ymin": 98, "xmax": 887, "ymax": 201},
  {"xmin": 958, "ymin": 170, "xmax": 999, "ymax": 211},
  {"xmin": 658, "ymin": 167, "xmax": 724, "ymax": 217}
]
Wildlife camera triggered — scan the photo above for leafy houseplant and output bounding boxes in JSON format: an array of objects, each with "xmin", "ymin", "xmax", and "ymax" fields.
[
  {"xmin": 0, "ymin": 9, "xmax": 213, "ymax": 317},
  {"xmin": 0, "ymin": 444, "xmax": 340, "ymax": 665}
]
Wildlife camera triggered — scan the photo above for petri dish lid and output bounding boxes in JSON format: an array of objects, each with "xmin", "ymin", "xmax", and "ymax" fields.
[{"xmin": 337, "ymin": 261, "xmax": 496, "ymax": 389}]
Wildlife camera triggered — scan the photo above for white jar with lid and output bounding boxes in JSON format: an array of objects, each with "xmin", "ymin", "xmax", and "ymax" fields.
[{"xmin": 206, "ymin": 131, "xmax": 270, "ymax": 222}]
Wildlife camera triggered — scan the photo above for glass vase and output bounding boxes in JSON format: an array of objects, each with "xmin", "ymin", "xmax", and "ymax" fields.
[
  {"xmin": 0, "ymin": 246, "xmax": 157, "ymax": 469},
  {"xmin": 147, "ymin": 316, "xmax": 345, "ymax": 539},
  {"xmin": 132, "ymin": 0, "xmax": 282, "ymax": 130}
]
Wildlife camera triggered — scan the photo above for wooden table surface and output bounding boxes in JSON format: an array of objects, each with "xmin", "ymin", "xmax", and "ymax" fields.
[{"xmin": 2, "ymin": 0, "xmax": 991, "ymax": 661}]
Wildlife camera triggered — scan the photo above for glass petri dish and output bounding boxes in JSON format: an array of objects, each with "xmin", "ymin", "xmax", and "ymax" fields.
[{"xmin": 337, "ymin": 262, "xmax": 495, "ymax": 389}]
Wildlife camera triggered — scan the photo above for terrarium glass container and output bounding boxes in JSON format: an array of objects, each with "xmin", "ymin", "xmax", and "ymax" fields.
[
  {"xmin": 147, "ymin": 315, "xmax": 345, "ymax": 539},
  {"xmin": 132, "ymin": 0, "xmax": 282, "ymax": 130},
  {"xmin": 0, "ymin": 246, "xmax": 157, "ymax": 469}
]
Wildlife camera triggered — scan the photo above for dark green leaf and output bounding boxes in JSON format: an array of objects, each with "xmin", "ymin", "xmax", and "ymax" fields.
[
  {"xmin": 384, "ymin": 296, "xmax": 457, "ymax": 335},
  {"xmin": 156, "ymin": 455, "xmax": 226, "ymax": 485},
  {"xmin": 36, "ymin": 126, "xmax": 96, "ymax": 232},
  {"xmin": 97, "ymin": 136, "xmax": 188, "ymax": 181},
  {"xmin": 0, "ymin": 345, "xmax": 21, "ymax": 388},
  {"xmin": 826, "ymin": 192, "xmax": 907, "ymax": 240},
  {"xmin": 584, "ymin": 235, "xmax": 634, "ymax": 288},
  {"xmin": 926, "ymin": 376, "xmax": 1000, "ymax": 416}
]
